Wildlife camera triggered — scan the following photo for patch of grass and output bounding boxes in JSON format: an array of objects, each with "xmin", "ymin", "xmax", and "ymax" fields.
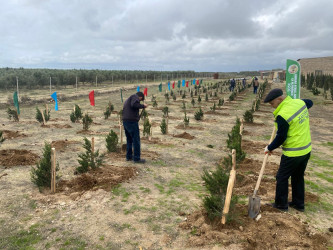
[
  {"xmin": 305, "ymin": 180, "xmax": 333, "ymax": 194},
  {"xmin": 0, "ymin": 224, "xmax": 42, "ymax": 249},
  {"xmin": 61, "ymin": 236, "xmax": 87, "ymax": 249},
  {"xmin": 139, "ymin": 186, "xmax": 151, "ymax": 193},
  {"xmin": 155, "ymin": 183, "xmax": 165, "ymax": 193},
  {"xmin": 314, "ymin": 171, "xmax": 333, "ymax": 183},
  {"xmin": 321, "ymin": 141, "xmax": 333, "ymax": 148},
  {"xmin": 306, "ymin": 200, "xmax": 333, "ymax": 214},
  {"xmin": 152, "ymin": 160, "xmax": 168, "ymax": 167},
  {"xmin": 111, "ymin": 184, "xmax": 131, "ymax": 202},
  {"xmin": 310, "ymin": 154, "xmax": 333, "ymax": 168}
]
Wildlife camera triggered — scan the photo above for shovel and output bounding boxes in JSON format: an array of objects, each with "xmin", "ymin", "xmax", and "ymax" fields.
[{"xmin": 248, "ymin": 126, "xmax": 277, "ymax": 219}]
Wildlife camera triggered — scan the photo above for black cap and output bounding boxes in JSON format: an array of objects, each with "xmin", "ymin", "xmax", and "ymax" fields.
[
  {"xmin": 136, "ymin": 91, "xmax": 144, "ymax": 101},
  {"xmin": 264, "ymin": 88, "xmax": 283, "ymax": 103}
]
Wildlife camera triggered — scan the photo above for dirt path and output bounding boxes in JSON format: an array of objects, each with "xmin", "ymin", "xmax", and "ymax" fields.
[{"xmin": 0, "ymin": 80, "xmax": 332, "ymax": 249}]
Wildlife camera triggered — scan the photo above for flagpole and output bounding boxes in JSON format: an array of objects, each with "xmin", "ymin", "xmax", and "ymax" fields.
[
  {"xmin": 50, "ymin": 77, "xmax": 52, "ymax": 95},
  {"xmin": 96, "ymin": 75, "xmax": 97, "ymax": 87},
  {"xmin": 76, "ymin": 76, "xmax": 78, "ymax": 94}
]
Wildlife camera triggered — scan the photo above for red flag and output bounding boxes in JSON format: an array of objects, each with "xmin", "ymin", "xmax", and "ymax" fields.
[
  {"xmin": 196, "ymin": 79, "xmax": 200, "ymax": 85},
  {"xmin": 144, "ymin": 88, "xmax": 148, "ymax": 96},
  {"xmin": 172, "ymin": 81, "xmax": 175, "ymax": 89},
  {"xmin": 89, "ymin": 90, "xmax": 95, "ymax": 106},
  {"xmin": 186, "ymin": 81, "xmax": 189, "ymax": 87}
]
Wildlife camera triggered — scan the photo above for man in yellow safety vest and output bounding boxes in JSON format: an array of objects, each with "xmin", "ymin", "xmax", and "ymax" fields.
[{"xmin": 264, "ymin": 88, "xmax": 313, "ymax": 212}]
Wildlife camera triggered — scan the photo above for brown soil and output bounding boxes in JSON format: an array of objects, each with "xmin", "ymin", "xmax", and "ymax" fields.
[
  {"xmin": 256, "ymin": 109, "xmax": 273, "ymax": 114},
  {"xmin": 105, "ymin": 150, "xmax": 160, "ymax": 161},
  {"xmin": 141, "ymin": 137, "xmax": 174, "ymax": 146},
  {"xmin": 173, "ymin": 132, "xmax": 195, "ymax": 140},
  {"xmin": 175, "ymin": 124, "xmax": 204, "ymax": 130},
  {"xmin": 179, "ymin": 206, "xmax": 330, "ymax": 249},
  {"xmin": 244, "ymin": 122, "xmax": 265, "ymax": 127},
  {"xmin": 57, "ymin": 165, "xmax": 137, "ymax": 195},
  {"xmin": 237, "ymin": 158, "xmax": 279, "ymax": 176},
  {"xmin": 1, "ymin": 130, "xmax": 27, "ymax": 139},
  {"xmin": 51, "ymin": 140, "xmax": 81, "ymax": 152},
  {"xmin": 242, "ymin": 140, "xmax": 268, "ymax": 154},
  {"xmin": 76, "ymin": 130, "xmax": 108, "ymax": 135},
  {"xmin": 41, "ymin": 124, "xmax": 72, "ymax": 129},
  {"xmin": 205, "ymin": 111, "xmax": 230, "ymax": 116},
  {"xmin": 0, "ymin": 149, "xmax": 39, "ymax": 167}
]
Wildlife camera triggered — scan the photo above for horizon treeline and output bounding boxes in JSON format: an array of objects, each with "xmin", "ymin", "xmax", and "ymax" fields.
[{"xmin": 0, "ymin": 67, "xmax": 259, "ymax": 90}]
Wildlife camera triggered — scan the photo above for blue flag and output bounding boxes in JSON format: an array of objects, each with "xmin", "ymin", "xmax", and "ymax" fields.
[
  {"xmin": 168, "ymin": 81, "xmax": 170, "ymax": 91},
  {"xmin": 51, "ymin": 92, "xmax": 58, "ymax": 111},
  {"xmin": 193, "ymin": 79, "xmax": 196, "ymax": 85},
  {"xmin": 182, "ymin": 79, "xmax": 185, "ymax": 87},
  {"xmin": 137, "ymin": 86, "xmax": 140, "ymax": 92}
]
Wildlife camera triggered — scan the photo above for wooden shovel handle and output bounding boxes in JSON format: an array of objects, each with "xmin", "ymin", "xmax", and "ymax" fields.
[{"xmin": 253, "ymin": 126, "xmax": 277, "ymax": 196}]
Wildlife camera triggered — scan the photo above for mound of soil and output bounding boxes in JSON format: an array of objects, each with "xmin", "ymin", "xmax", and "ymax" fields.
[
  {"xmin": 41, "ymin": 124, "xmax": 72, "ymax": 129},
  {"xmin": 173, "ymin": 132, "xmax": 195, "ymax": 140},
  {"xmin": 105, "ymin": 150, "xmax": 160, "ymax": 161},
  {"xmin": 2, "ymin": 130, "xmax": 27, "ymax": 139},
  {"xmin": 141, "ymin": 137, "xmax": 174, "ymax": 146},
  {"xmin": 205, "ymin": 111, "xmax": 230, "ymax": 116},
  {"xmin": 57, "ymin": 165, "xmax": 137, "ymax": 194},
  {"xmin": 179, "ymin": 206, "xmax": 329, "ymax": 249},
  {"xmin": 242, "ymin": 140, "xmax": 268, "ymax": 154},
  {"xmin": 237, "ymin": 158, "xmax": 279, "ymax": 176},
  {"xmin": 0, "ymin": 149, "xmax": 39, "ymax": 167},
  {"xmin": 51, "ymin": 140, "xmax": 80, "ymax": 152},
  {"xmin": 175, "ymin": 124, "xmax": 204, "ymax": 130}
]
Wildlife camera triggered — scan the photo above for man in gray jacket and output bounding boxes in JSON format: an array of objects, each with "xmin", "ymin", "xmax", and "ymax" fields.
[{"xmin": 122, "ymin": 92, "xmax": 148, "ymax": 163}]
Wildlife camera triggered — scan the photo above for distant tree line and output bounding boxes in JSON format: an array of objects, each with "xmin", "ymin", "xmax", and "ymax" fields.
[
  {"xmin": 301, "ymin": 72, "xmax": 333, "ymax": 100},
  {"xmin": 0, "ymin": 68, "xmax": 204, "ymax": 90}
]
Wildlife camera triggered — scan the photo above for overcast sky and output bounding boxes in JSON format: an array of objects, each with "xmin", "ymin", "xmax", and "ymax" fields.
[{"xmin": 1, "ymin": 0, "xmax": 333, "ymax": 72}]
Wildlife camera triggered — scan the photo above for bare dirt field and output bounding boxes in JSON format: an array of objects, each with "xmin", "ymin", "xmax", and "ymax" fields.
[{"xmin": 0, "ymin": 80, "xmax": 332, "ymax": 249}]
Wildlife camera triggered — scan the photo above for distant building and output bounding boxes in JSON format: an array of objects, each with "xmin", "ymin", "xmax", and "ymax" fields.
[
  {"xmin": 213, "ymin": 73, "xmax": 219, "ymax": 79},
  {"xmin": 297, "ymin": 56, "xmax": 333, "ymax": 76}
]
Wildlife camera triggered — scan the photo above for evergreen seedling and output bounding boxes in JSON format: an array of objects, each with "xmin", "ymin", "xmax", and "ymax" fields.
[
  {"xmin": 191, "ymin": 97, "xmax": 195, "ymax": 107},
  {"xmin": 182, "ymin": 100, "xmax": 186, "ymax": 110},
  {"xmin": 82, "ymin": 113, "xmax": 93, "ymax": 130},
  {"xmin": 7, "ymin": 108, "xmax": 19, "ymax": 122},
  {"xmin": 184, "ymin": 111, "xmax": 189, "ymax": 127},
  {"xmin": 0, "ymin": 131, "xmax": 5, "ymax": 146},
  {"xmin": 210, "ymin": 102, "xmax": 216, "ymax": 112},
  {"xmin": 218, "ymin": 98, "xmax": 224, "ymax": 106},
  {"xmin": 194, "ymin": 108, "xmax": 204, "ymax": 121},
  {"xmin": 153, "ymin": 99, "xmax": 158, "ymax": 107},
  {"xmin": 227, "ymin": 118, "xmax": 245, "ymax": 161},
  {"xmin": 172, "ymin": 94, "xmax": 176, "ymax": 101},
  {"xmin": 160, "ymin": 118, "xmax": 167, "ymax": 134},
  {"xmin": 164, "ymin": 93, "xmax": 169, "ymax": 103},
  {"xmin": 205, "ymin": 93, "xmax": 209, "ymax": 101},
  {"xmin": 143, "ymin": 118, "xmax": 152, "ymax": 137},
  {"xmin": 104, "ymin": 102, "xmax": 114, "ymax": 119},
  {"xmin": 31, "ymin": 142, "xmax": 59, "ymax": 191},
  {"xmin": 243, "ymin": 110, "xmax": 254, "ymax": 123},
  {"xmin": 141, "ymin": 109, "xmax": 148, "ymax": 119},
  {"xmin": 76, "ymin": 137, "xmax": 104, "ymax": 174},
  {"xmin": 70, "ymin": 104, "xmax": 83, "ymax": 123},
  {"xmin": 162, "ymin": 106, "xmax": 169, "ymax": 118},
  {"xmin": 182, "ymin": 92, "xmax": 186, "ymax": 99},
  {"xmin": 36, "ymin": 107, "xmax": 50, "ymax": 123},
  {"xmin": 105, "ymin": 129, "xmax": 118, "ymax": 152},
  {"xmin": 198, "ymin": 95, "xmax": 202, "ymax": 103}
]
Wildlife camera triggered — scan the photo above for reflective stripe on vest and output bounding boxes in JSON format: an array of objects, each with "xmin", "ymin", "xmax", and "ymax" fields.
[
  {"xmin": 286, "ymin": 105, "xmax": 306, "ymax": 123},
  {"xmin": 282, "ymin": 142, "xmax": 311, "ymax": 151}
]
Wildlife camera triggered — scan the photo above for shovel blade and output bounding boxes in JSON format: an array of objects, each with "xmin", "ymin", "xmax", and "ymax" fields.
[{"xmin": 248, "ymin": 196, "xmax": 261, "ymax": 219}]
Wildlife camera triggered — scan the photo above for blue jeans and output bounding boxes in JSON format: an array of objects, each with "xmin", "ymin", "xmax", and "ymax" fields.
[
  {"xmin": 253, "ymin": 86, "xmax": 258, "ymax": 94},
  {"xmin": 123, "ymin": 121, "xmax": 141, "ymax": 161}
]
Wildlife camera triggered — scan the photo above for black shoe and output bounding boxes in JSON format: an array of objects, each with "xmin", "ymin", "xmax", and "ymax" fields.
[
  {"xmin": 288, "ymin": 202, "xmax": 304, "ymax": 212},
  {"xmin": 134, "ymin": 159, "xmax": 146, "ymax": 164},
  {"xmin": 126, "ymin": 158, "xmax": 133, "ymax": 161},
  {"xmin": 271, "ymin": 203, "xmax": 288, "ymax": 212}
]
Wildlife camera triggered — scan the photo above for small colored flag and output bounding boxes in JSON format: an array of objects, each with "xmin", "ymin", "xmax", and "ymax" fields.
[
  {"xmin": 120, "ymin": 89, "xmax": 123, "ymax": 103},
  {"xmin": 89, "ymin": 90, "xmax": 95, "ymax": 106},
  {"xmin": 200, "ymin": 79, "xmax": 203, "ymax": 84},
  {"xmin": 286, "ymin": 59, "xmax": 301, "ymax": 99},
  {"xmin": 144, "ymin": 88, "xmax": 148, "ymax": 97},
  {"xmin": 193, "ymin": 79, "xmax": 196, "ymax": 85},
  {"xmin": 186, "ymin": 81, "xmax": 189, "ymax": 87},
  {"xmin": 13, "ymin": 91, "xmax": 20, "ymax": 115},
  {"xmin": 137, "ymin": 86, "xmax": 140, "ymax": 92},
  {"xmin": 159, "ymin": 83, "xmax": 162, "ymax": 92},
  {"xmin": 168, "ymin": 81, "xmax": 170, "ymax": 91},
  {"xmin": 172, "ymin": 81, "xmax": 175, "ymax": 89},
  {"xmin": 182, "ymin": 80, "xmax": 185, "ymax": 87},
  {"xmin": 51, "ymin": 92, "xmax": 58, "ymax": 111},
  {"xmin": 177, "ymin": 80, "xmax": 181, "ymax": 88},
  {"xmin": 196, "ymin": 79, "xmax": 200, "ymax": 85}
]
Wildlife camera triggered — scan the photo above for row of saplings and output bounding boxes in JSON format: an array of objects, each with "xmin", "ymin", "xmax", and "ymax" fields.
[{"xmin": 30, "ymin": 129, "xmax": 120, "ymax": 190}]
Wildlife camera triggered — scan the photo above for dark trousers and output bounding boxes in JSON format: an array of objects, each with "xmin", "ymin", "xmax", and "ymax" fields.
[
  {"xmin": 123, "ymin": 121, "xmax": 141, "ymax": 161},
  {"xmin": 253, "ymin": 86, "xmax": 258, "ymax": 94},
  {"xmin": 275, "ymin": 152, "xmax": 311, "ymax": 208}
]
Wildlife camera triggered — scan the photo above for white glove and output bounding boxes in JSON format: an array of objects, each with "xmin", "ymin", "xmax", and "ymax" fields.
[{"xmin": 264, "ymin": 146, "xmax": 271, "ymax": 155}]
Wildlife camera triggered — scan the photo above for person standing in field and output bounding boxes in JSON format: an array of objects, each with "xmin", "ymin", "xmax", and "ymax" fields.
[
  {"xmin": 122, "ymin": 92, "xmax": 148, "ymax": 163},
  {"xmin": 242, "ymin": 78, "xmax": 246, "ymax": 88},
  {"xmin": 230, "ymin": 78, "xmax": 236, "ymax": 92},
  {"xmin": 264, "ymin": 88, "xmax": 313, "ymax": 212},
  {"xmin": 253, "ymin": 77, "xmax": 259, "ymax": 94}
]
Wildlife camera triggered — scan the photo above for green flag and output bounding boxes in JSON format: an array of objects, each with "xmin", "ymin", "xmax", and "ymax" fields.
[
  {"xmin": 159, "ymin": 83, "xmax": 162, "ymax": 92},
  {"xmin": 120, "ymin": 89, "xmax": 123, "ymax": 103},
  {"xmin": 13, "ymin": 91, "xmax": 20, "ymax": 115},
  {"xmin": 286, "ymin": 59, "xmax": 301, "ymax": 99},
  {"xmin": 177, "ymin": 80, "xmax": 181, "ymax": 88}
]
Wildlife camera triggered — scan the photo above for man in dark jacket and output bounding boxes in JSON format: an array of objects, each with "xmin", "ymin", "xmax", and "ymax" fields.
[{"xmin": 122, "ymin": 92, "xmax": 148, "ymax": 163}]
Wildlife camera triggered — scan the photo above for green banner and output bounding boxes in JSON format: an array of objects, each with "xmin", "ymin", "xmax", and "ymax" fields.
[
  {"xmin": 13, "ymin": 91, "xmax": 20, "ymax": 115},
  {"xmin": 286, "ymin": 59, "xmax": 301, "ymax": 99},
  {"xmin": 159, "ymin": 83, "xmax": 162, "ymax": 92}
]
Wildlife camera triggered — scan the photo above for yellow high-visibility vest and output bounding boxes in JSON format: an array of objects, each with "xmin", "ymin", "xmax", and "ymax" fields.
[{"xmin": 273, "ymin": 96, "xmax": 312, "ymax": 157}]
